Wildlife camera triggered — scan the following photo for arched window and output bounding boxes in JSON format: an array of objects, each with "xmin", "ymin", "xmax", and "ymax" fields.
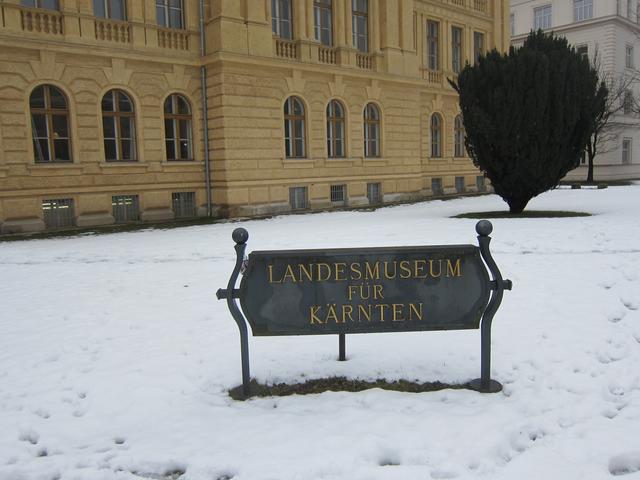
[
  {"xmin": 454, "ymin": 114, "xmax": 465, "ymax": 157},
  {"xmin": 327, "ymin": 99, "xmax": 345, "ymax": 158},
  {"xmin": 431, "ymin": 113, "xmax": 442, "ymax": 158},
  {"xmin": 102, "ymin": 89, "xmax": 137, "ymax": 161},
  {"xmin": 364, "ymin": 102, "xmax": 380, "ymax": 157},
  {"xmin": 284, "ymin": 96, "xmax": 305, "ymax": 158},
  {"xmin": 164, "ymin": 94, "xmax": 193, "ymax": 161},
  {"xmin": 30, "ymin": 85, "xmax": 72, "ymax": 163}
]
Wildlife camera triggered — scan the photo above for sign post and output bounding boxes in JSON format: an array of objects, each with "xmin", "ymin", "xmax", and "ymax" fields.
[{"xmin": 217, "ymin": 221, "xmax": 512, "ymax": 397}]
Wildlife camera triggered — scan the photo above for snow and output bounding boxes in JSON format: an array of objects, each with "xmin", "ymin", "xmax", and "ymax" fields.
[{"xmin": 1, "ymin": 185, "xmax": 640, "ymax": 480}]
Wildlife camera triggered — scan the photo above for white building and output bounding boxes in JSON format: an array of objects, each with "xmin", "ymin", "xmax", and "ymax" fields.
[{"xmin": 511, "ymin": 0, "xmax": 640, "ymax": 181}]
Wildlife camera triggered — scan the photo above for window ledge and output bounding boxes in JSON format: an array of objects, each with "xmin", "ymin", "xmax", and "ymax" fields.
[
  {"xmin": 100, "ymin": 162, "xmax": 146, "ymax": 167},
  {"xmin": 29, "ymin": 162, "xmax": 76, "ymax": 168},
  {"xmin": 363, "ymin": 157, "xmax": 387, "ymax": 163},
  {"xmin": 161, "ymin": 160, "xmax": 200, "ymax": 166},
  {"xmin": 282, "ymin": 158, "xmax": 315, "ymax": 168}
]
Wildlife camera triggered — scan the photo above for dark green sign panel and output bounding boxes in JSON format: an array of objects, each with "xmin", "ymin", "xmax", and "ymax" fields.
[{"xmin": 240, "ymin": 245, "xmax": 490, "ymax": 336}]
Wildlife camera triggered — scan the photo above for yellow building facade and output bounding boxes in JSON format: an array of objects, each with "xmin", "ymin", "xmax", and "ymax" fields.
[{"xmin": 0, "ymin": 0, "xmax": 509, "ymax": 233}]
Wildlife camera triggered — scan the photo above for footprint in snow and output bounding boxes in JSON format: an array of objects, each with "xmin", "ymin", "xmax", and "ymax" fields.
[
  {"xmin": 18, "ymin": 428, "xmax": 39, "ymax": 445},
  {"xmin": 609, "ymin": 452, "xmax": 640, "ymax": 476},
  {"xmin": 621, "ymin": 297, "xmax": 639, "ymax": 311}
]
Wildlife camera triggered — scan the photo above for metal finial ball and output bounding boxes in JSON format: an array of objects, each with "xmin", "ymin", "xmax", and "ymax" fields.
[
  {"xmin": 232, "ymin": 228, "xmax": 249, "ymax": 244},
  {"xmin": 475, "ymin": 220, "xmax": 493, "ymax": 237}
]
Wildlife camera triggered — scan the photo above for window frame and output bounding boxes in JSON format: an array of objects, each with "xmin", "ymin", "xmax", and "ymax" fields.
[
  {"xmin": 533, "ymin": 4, "xmax": 552, "ymax": 30},
  {"xmin": 451, "ymin": 26, "xmax": 463, "ymax": 74},
  {"xmin": 622, "ymin": 137, "xmax": 632, "ymax": 164},
  {"xmin": 94, "ymin": 0, "xmax": 127, "ymax": 20},
  {"xmin": 326, "ymin": 99, "xmax": 346, "ymax": 158},
  {"xmin": 427, "ymin": 20, "xmax": 440, "ymax": 71},
  {"xmin": 473, "ymin": 31, "xmax": 484, "ymax": 64},
  {"xmin": 573, "ymin": 0, "xmax": 593, "ymax": 21},
  {"xmin": 164, "ymin": 93, "xmax": 193, "ymax": 161},
  {"xmin": 626, "ymin": 44, "xmax": 634, "ymax": 69},
  {"xmin": 364, "ymin": 102, "xmax": 381, "ymax": 158},
  {"xmin": 156, "ymin": 0, "xmax": 184, "ymax": 29},
  {"xmin": 430, "ymin": 113, "xmax": 442, "ymax": 158},
  {"xmin": 454, "ymin": 114, "xmax": 465, "ymax": 158},
  {"xmin": 284, "ymin": 96, "xmax": 306, "ymax": 158},
  {"xmin": 101, "ymin": 89, "xmax": 137, "ymax": 162},
  {"xmin": 30, "ymin": 84, "xmax": 73, "ymax": 164},
  {"xmin": 623, "ymin": 89, "xmax": 634, "ymax": 114},
  {"xmin": 314, "ymin": 0, "xmax": 333, "ymax": 46},
  {"xmin": 272, "ymin": 0, "xmax": 293, "ymax": 39},
  {"xmin": 21, "ymin": 0, "xmax": 59, "ymax": 10},
  {"xmin": 352, "ymin": 0, "xmax": 369, "ymax": 53}
]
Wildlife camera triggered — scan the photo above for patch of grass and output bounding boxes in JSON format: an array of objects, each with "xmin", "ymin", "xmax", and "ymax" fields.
[
  {"xmin": 453, "ymin": 210, "xmax": 591, "ymax": 219},
  {"xmin": 229, "ymin": 377, "xmax": 476, "ymax": 400}
]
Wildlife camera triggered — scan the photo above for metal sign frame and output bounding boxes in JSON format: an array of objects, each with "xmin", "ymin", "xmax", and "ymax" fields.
[{"xmin": 217, "ymin": 220, "xmax": 512, "ymax": 397}]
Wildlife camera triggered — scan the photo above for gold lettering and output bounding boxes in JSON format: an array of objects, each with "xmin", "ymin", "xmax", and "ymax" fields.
[
  {"xmin": 408, "ymin": 303, "xmax": 424, "ymax": 321},
  {"xmin": 414, "ymin": 260, "xmax": 428, "ymax": 279},
  {"xmin": 399, "ymin": 260, "xmax": 412, "ymax": 279},
  {"xmin": 358, "ymin": 304, "xmax": 372, "ymax": 322},
  {"xmin": 365, "ymin": 261, "xmax": 380, "ymax": 280},
  {"xmin": 309, "ymin": 306, "xmax": 323, "ymax": 324},
  {"xmin": 446, "ymin": 259, "xmax": 462, "ymax": 277},
  {"xmin": 326, "ymin": 304, "xmax": 340, "ymax": 323},
  {"xmin": 267, "ymin": 265, "xmax": 282, "ymax": 283},
  {"xmin": 298, "ymin": 263, "xmax": 313, "ymax": 282},
  {"xmin": 359, "ymin": 284, "xmax": 371, "ymax": 300},
  {"xmin": 373, "ymin": 284, "xmax": 384, "ymax": 300},
  {"xmin": 383, "ymin": 261, "xmax": 397, "ymax": 279},
  {"xmin": 392, "ymin": 304, "xmax": 405, "ymax": 322},
  {"xmin": 375, "ymin": 304, "xmax": 390, "ymax": 322},
  {"xmin": 282, "ymin": 264, "xmax": 297, "ymax": 282},
  {"xmin": 348, "ymin": 285, "xmax": 358, "ymax": 300},
  {"xmin": 342, "ymin": 305, "xmax": 354, "ymax": 322},
  {"xmin": 317, "ymin": 263, "xmax": 332, "ymax": 282},
  {"xmin": 429, "ymin": 259, "xmax": 442, "ymax": 278},
  {"xmin": 335, "ymin": 262, "xmax": 347, "ymax": 281},
  {"xmin": 350, "ymin": 262, "xmax": 362, "ymax": 280}
]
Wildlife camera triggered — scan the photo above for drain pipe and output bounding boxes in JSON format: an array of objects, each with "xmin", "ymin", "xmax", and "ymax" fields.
[{"xmin": 200, "ymin": 0, "xmax": 212, "ymax": 217}]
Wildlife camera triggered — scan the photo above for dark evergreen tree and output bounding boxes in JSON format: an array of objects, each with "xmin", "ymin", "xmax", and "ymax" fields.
[{"xmin": 450, "ymin": 30, "xmax": 608, "ymax": 213}]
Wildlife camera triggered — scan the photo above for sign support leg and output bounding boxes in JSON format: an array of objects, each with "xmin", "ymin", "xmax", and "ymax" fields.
[
  {"xmin": 338, "ymin": 333, "xmax": 346, "ymax": 361},
  {"xmin": 469, "ymin": 220, "xmax": 512, "ymax": 393}
]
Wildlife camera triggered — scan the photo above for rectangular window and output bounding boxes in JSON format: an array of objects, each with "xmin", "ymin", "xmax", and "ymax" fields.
[
  {"xmin": 366, "ymin": 182, "xmax": 381, "ymax": 204},
  {"xmin": 451, "ymin": 26, "xmax": 463, "ymax": 73},
  {"xmin": 628, "ymin": 0, "xmax": 633, "ymax": 19},
  {"xmin": 272, "ymin": 0, "xmax": 293, "ymax": 39},
  {"xmin": 427, "ymin": 20, "xmax": 439, "ymax": 71},
  {"xmin": 623, "ymin": 90, "xmax": 633, "ymax": 114},
  {"xmin": 21, "ymin": 0, "xmax": 59, "ymax": 9},
  {"xmin": 42, "ymin": 198, "xmax": 75, "ymax": 229},
  {"xmin": 574, "ymin": 0, "xmax": 593, "ymax": 21},
  {"xmin": 476, "ymin": 176, "xmax": 486, "ymax": 192},
  {"xmin": 626, "ymin": 45, "xmax": 634, "ymax": 68},
  {"xmin": 112, "ymin": 194, "xmax": 140, "ymax": 223},
  {"xmin": 473, "ymin": 31, "xmax": 484, "ymax": 64},
  {"xmin": 94, "ymin": 0, "xmax": 126, "ymax": 20},
  {"xmin": 431, "ymin": 178, "xmax": 443, "ymax": 196},
  {"xmin": 455, "ymin": 176, "xmax": 466, "ymax": 193},
  {"xmin": 622, "ymin": 138, "xmax": 632, "ymax": 164},
  {"xmin": 534, "ymin": 5, "xmax": 552, "ymax": 30},
  {"xmin": 314, "ymin": 0, "xmax": 332, "ymax": 46},
  {"xmin": 330, "ymin": 184, "xmax": 347, "ymax": 204},
  {"xmin": 352, "ymin": 0, "xmax": 368, "ymax": 52},
  {"xmin": 510, "ymin": 13, "xmax": 515, "ymax": 36},
  {"xmin": 172, "ymin": 192, "xmax": 196, "ymax": 218},
  {"xmin": 289, "ymin": 186, "xmax": 308, "ymax": 210},
  {"xmin": 156, "ymin": 0, "xmax": 183, "ymax": 29},
  {"xmin": 576, "ymin": 44, "xmax": 588, "ymax": 60}
]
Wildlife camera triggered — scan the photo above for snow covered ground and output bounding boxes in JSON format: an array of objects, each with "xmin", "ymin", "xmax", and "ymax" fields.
[{"xmin": 1, "ymin": 185, "xmax": 639, "ymax": 480}]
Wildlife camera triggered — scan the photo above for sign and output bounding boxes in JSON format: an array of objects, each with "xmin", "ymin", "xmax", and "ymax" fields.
[
  {"xmin": 217, "ymin": 221, "xmax": 512, "ymax": 397},
  {"xmin": 240, "ymin": 245, "xmax": 490, "ymax": 336}
]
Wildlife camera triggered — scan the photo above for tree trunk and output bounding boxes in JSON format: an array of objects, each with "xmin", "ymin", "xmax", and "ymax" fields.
[
  {"xmin": 587, "ymin": 153, "xmax": 595, "ymax": 184},
  {"xmin": 507, "ymin": 197, "xmax": 530, "ymax": 214}
]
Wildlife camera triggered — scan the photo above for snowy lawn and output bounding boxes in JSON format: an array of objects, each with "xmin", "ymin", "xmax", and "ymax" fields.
[{"xmin": 1, "ymin": 185, "xmax": 639, "ymax": 480}]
